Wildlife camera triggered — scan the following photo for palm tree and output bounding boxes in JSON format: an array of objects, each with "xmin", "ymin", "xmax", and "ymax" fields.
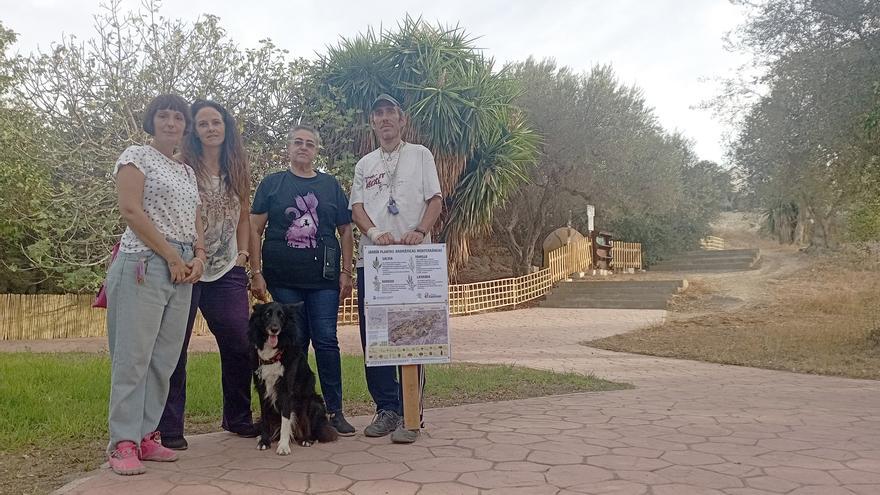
[
  {"xmin": 315, "ymin": 16, "xmax": 538, "ymax": 277},
  {"xmin": 762, "ymin": 199, "xmax": 800, "ymax": 244}
]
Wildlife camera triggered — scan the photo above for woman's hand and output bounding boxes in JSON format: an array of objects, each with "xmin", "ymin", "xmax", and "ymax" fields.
[
  {"xmin": 339, "ymin": 271, "xmax": 353, "ymax": 304},
  {"xmin": 235, "ymin": 253, "xmax": 248, "ymax": 267},
  {"xmin": 166, "ymin": 253, "xmax": 190, "ymax": 284},
  {"xmin": 183, "ymin": 256, "xmax": 206, "ymax": 284},
  {"xmin": 250, "ymin": 272, "xmax": 269, "ymax": 302}
]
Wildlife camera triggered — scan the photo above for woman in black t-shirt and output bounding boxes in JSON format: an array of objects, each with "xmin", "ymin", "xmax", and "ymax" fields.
[{"xmin": 249, "ymin": 125, "xmax": 355, "ymax": 436}]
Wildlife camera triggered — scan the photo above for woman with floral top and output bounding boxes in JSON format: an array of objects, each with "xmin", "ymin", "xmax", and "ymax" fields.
[{"xmin": 158, "ymin": 100, "xmax": 259, "ymax": 450}]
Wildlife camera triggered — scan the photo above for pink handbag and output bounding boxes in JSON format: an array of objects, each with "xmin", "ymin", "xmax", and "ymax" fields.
[{"xmin": 92, "ymin": 241, "xmax": 121, "ymax": 309}]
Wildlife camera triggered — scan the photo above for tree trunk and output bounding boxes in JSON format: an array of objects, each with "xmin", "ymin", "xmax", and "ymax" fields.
[
  {"xmin": 805, "ymin": 204, "xmax": 838, "ymax": 250},
  {"xmin": 503, "ymin": 212, "xmax": 530, "ymax": 277}
]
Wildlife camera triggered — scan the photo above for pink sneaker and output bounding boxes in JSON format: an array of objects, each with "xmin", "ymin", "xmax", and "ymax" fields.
[
  {"xmin": 140, "ymin": 431, "xmax": 179, "ymax": 462},
  {"xmin": 108, "ymin": 441, "xmax": 146, "ymax": 475}
]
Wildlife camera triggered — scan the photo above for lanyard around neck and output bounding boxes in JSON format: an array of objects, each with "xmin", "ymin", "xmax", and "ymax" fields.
[{"xmin": 381, "ymin": 142, "xmax": 405, "ymax": 198}]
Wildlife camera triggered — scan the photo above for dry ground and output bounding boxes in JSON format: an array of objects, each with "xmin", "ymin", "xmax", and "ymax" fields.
[
  {"xmin": 454, "ymin": 234, "xmax": 518, "ymax": 283},
  {"xmin": 588, "ymin": 212, "xmax": 880, "ymax": 379}
]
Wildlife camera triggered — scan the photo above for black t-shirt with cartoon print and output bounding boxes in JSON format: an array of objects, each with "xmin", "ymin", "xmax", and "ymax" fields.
[{"xmin": 252, "ymin": 170, "xmax": 351, "ymax": 290}]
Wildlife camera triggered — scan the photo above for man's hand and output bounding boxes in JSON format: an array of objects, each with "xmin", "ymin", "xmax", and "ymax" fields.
[
  {"xmin": 375, "ymin": 232, "xmax": 395, "ymax": 245},
  {"xmin": 401, "ymin": 230, "xmax": 426, "ymax": 245},
  {"xmin": 366, "ymin": 227, "xmax": 395, "ymax": 246}
]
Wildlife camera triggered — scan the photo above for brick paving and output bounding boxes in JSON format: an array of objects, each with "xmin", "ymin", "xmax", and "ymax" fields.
[{"xmin": 52, "ymin": 308, "xmax": 880, "ymax": 494}]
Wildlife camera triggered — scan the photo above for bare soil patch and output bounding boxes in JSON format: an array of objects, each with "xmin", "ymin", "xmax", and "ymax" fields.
[
  {"xmin": 587, "ymin": 213, "xmax": 880, "ymax": 379},
  {"xmin": 455, "ymin": 235, "xmax": 517, "ymax": 283}
]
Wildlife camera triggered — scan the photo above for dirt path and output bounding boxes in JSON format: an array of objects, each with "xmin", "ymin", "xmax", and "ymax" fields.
[
  {"xmin": 0, "ymin": 308, "xmax": 665, "ymax": 360},
  {"xmin": 668, "ymin": 244, "xmax": 808, "ymax": 315},
  {"xmin": 690, "ymin": 211, "xmax": 808, "ymax": 310}
]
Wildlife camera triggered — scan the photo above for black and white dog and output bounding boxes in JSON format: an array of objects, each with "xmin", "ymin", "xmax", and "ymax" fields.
[{"xmin": 248, "ymin": 301, "xmax": 338, "ymax": 455}]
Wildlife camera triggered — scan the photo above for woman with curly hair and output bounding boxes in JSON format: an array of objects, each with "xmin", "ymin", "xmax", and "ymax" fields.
[{"xmin": 158, "ymin": 100, "xmax": 259, "ymax": 451}]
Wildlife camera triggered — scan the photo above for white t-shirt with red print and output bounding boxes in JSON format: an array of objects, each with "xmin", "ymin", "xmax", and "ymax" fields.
[{"xmin": 349, "ymin": 142, "xmax": 442, "ymax": 268}]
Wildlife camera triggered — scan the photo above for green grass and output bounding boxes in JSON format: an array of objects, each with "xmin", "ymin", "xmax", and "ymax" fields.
[
  {"xmin": 0, "ymin": 352, "xmax": 627, "ymax": 494},
  {"xmin": 0, "ymin": 353, "xmax": 627, "ymax": 451}
]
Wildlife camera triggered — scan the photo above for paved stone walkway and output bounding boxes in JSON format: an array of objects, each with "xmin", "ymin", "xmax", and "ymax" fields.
[{"xmin": 53, "ymin": 308, "xmax": 880, "ymax": 494}]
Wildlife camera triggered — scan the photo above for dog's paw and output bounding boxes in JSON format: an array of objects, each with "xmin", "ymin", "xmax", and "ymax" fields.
[
  {"xmin": 300, "ymin": 440, "xmax": 313, "ymax": 447},
  {"xmin": 257, "ymin": 439, "xmax": 270, "ymax": 451},
  {"xmin": 276, "ymin": 443, "xmax": 291, "ymax": 456}
]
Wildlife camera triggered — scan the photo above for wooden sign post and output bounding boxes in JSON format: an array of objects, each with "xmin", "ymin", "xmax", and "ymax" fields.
[{"xmin": 401, "ymin": 365, "xmax": 420, "ymax": 431}]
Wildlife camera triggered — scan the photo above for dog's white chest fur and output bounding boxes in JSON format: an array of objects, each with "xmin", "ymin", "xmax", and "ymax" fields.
[{"xmin": 257, "ymin": 349, "xmax": 284, "ymax": 407}]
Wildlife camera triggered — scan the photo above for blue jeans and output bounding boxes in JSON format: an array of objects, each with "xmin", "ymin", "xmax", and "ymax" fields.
[
  {"xmin": 105, "ymin": 241, "xmax": 193, "ymax": 451},
  {"xmin": 268, "ymin": 286, "xmax": 344, "ymax": 413}
]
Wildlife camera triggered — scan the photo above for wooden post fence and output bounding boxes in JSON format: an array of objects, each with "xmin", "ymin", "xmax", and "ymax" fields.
[
  {"xmin": 613, "ymin": 241, "xmax": 643, "ymax": 271},
  {"xmin": 1, "ymin": 237, "xmax": 618, "ymax": 340}
]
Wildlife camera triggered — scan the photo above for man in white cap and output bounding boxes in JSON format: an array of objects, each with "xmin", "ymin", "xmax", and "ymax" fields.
[{"xmin": 349, "ymin": 93, "xmax": 442, "ymax": 443}]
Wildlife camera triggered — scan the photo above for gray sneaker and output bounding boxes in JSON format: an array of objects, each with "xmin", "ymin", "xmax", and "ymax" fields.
[
  {"xmin": 364, "ymin": 410, "xmax": 401, "ymax": 437},
  {"xmin": 390, "ymin": 425, "xmax": 419, "ymax": 444}
]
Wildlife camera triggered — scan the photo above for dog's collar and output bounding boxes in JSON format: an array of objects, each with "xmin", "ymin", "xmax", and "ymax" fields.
[{"xmin": 260, "ymin": 350, "xmax": 283, "ymax": 365}]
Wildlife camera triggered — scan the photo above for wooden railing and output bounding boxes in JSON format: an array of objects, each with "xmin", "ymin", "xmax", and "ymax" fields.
[
  {"xmin": 700, "ymin": 236, "xmax": 725, "ymax": 250},
  {"xmin": 613, "ymin": 242, "xmax": 642, "ymax": 271},
  {"xmin": 338, "ymin": 237, "xmax": 593, "ymax": 322},
  {"xmin": 1, "ymin": 239, "xmax": 594, "ymax": 339},
  {"xmin": 452, "ymin": 236, "xmax": 592, "ymax": 316}
]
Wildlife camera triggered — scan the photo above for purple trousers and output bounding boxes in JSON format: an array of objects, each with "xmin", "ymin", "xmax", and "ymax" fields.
[{"xmin": 158, "ymin": 266, "xmax": 254, "ymax": 437}]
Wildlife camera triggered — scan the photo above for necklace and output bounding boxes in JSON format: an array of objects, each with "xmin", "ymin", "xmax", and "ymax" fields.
[{"xmin": 380, "ymin": 141, "xmax": 405, "ymax": 215}]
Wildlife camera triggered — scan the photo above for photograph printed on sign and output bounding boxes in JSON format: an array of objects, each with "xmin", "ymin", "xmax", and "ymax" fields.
[
  {"xmin": 364, "ymin": 304, "xmax": 450, "ymax": 366},
  {"xmin": 388, "ymin": 307, "xmax": 448, "ymax": 346}
]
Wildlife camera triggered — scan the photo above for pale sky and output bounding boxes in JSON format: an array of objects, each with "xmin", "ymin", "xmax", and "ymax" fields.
[{"xmin": 4, "ymin": 0, "xmax": 749, "ymax": 165}]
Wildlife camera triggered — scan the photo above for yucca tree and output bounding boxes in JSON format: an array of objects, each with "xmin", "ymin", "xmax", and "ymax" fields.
[
  {"xmin": 315, "ymin": 16, "xmax": 538, "ymax": 277},
  {"xmin": 445, "ymin": 112, "xmax": 539, "ymax": 267}
]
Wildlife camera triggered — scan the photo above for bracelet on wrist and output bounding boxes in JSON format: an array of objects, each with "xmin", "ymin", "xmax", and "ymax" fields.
[
  {"xmin": 414, "ymin": 227, "xmax": 427, "ymax": 236},
  {"xmin": 249, "ymin": 269, "xmax": 262, "ymax": 278},
  {"xmin": 237, "ymin": 250, "xmax": 249, "ymax": 261}
]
